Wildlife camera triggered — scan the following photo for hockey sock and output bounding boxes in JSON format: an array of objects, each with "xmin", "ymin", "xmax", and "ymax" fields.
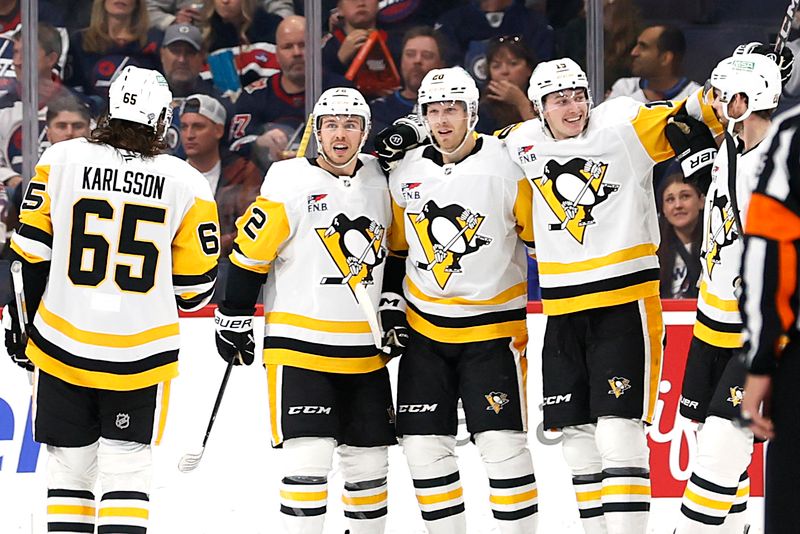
[
  {"xmin": 339, "ymin": 444, "xmax": 389, "ymax": 534},
  {"xmin": 97, "ymin": 490, "xmax": 149, "ymax": 533},
  {"xmin": 562, "ymin": 424, "xmax": 607, "ymax": 534},
  {"xmin": 280, "ymin": 476, "xmax": 328, "ymax": 534},
  {"xmin": 475, "ymin": 430, "xmax": 538, "ymax": 533},
  {"xmin": 47, "ymin": 489, "xmax": 96, "ymax": 533},
  {"xmin": 722, "ymin": 472, "xmax": 750, "ymax": 532},
  {"xmin": 596, "ymin": 418, "xmax": 650, "ymax": 534},
  {"xmin": 403, "ymin": 435, "xmax": 466, "ymax": 534},
  {"xmin": 676, "ymin": 417, "xmax": 753, "ymax": 533}
]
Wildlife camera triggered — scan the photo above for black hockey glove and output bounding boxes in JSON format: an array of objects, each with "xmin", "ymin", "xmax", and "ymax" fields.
[
  {"xmin": 379, "ymin": 292, "xmax": 409, "ymax": 359},
  {"xmin": 214, "ymin": 306, "xmax": 256, "ymax": 365},
  {"xmin": 3, "ymin": 304, "xmax": 32, "ymax": 371},
  {"xmin": 375, "ymin": 114, "xmax": 428, "ymax": 173},
  {"xmin": 665, "ymin": 114, "xmax": 717, "ymax": 195}
]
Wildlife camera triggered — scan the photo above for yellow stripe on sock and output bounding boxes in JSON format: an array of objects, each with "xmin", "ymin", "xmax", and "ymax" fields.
[
  {"xmin": 685, "ymin": 489, "xmax": 734, "ymax": 511},
  {"xmin": 342, "ymin": 491, "xmax": 388, "ymax": 506},
  {"xmin": 490, "ymin": 488, "xmax": 538, "ymax": 505},
  {"xmin": 280, "ymin": 490, "xmax": 328, "ymax": 502},
  {"xmin": 47, "ymin": 505, "xmax": 96, "ymax": 516},
  {"xmin": 98, "ymin": 507, "xmax": 149, "ymax": 519},
  {"xmin": 416, "ymin": 487, "xmax": 463, "ymax": 505}
]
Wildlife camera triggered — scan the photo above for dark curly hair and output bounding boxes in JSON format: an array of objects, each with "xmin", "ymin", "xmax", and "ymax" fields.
[{"xmin": 89, "ymin": 113, "xmax": 168, "ymax": 158}]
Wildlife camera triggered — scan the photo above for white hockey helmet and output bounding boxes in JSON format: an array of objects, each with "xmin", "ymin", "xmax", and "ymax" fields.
[
  {"xmin": 528, "ymin": 58, "xmax": 591, "ymax": 114},
  {"xmin": 108, "ymin": 66, "xmax": 173, "ymax": 135},
  {"xmin": 710, "ymin": 52, "xmax": 782, "ymax": 122},
  {"xmin": 312, "ymin": 87, "xmax": 371, "ymax": 167},
  {"xmin": 417, "ymin": 67, "xmax": 480, "ymax": 133},
  {"xmin": 734, "ymin": 41, "xmax": 794, "ymax": 86}
]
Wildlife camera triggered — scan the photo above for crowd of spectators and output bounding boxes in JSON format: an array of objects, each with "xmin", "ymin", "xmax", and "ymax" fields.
[{"xmin": 1, "ymin": 0, "xmax": 797, "ymax": 300}]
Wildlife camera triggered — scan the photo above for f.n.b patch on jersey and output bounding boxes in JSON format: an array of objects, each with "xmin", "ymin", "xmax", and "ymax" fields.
[
  {"xmin": 307, "ymin": 193, "xmax": 328, "ymax": 212},
  {"xmin": 703, "ymin": 190, "xmax": 737, "ymax": 279},
  {"xmin": 316, "ymin": 214, "xmax": 386, "ymax": 298},
  {"xmin": 532, "ymin": 157, "xmax": 618, "ymax": 244},
  {"xmin": 516, "ymin": 144, "xmax": 536, "ymax": 164},
  {"xmin": 401, "ymin": 182, "xmax": 421, "ymax": 200},
  {"xmin": 407, "ymin": 200, "xmax": 492, "ymax": 290}
]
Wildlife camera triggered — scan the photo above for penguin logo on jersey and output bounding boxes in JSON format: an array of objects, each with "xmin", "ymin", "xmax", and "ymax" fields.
[
  {"xmin": 317, "ymin": 214, "xmax": 386, "ymax": 298},
  {"xmin": 532, "ymin": 158, "xmax": 619, "ymax": 244},
  {"xmin": 703, "ymin": 190, "xmax": 738, "ymax": 279},
  {"xmin": 408, "ymin": 200, "xmax": 492, "ymax": 289},
  {"xmin": 608, "ymin": 377, "xmax": 631, "ymax": 398},
  {"xmin": 727, "ymin": 386, "xmax": 744, "ymax": 407},
  {"xmin": 485, "ymin": 391, "xmax": 509, "ymax": 414}
]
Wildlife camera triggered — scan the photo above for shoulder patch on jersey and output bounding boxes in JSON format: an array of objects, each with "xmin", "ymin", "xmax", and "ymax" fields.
[{"xmin": 244, "ymin": 77, "xmax": 269, "ymax": 94}]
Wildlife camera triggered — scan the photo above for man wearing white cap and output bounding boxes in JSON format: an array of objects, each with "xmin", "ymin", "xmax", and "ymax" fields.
[{"xmin": 182, "ymin": 93, "xmax": 261, "ymax": 257}]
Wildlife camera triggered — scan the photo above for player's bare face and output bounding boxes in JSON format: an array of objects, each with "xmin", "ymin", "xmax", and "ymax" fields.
[
  {"xmin": 542, "ymin": 89, "xmax": 589, "ymax": 140},
  {"xmin": 318, "ymin": 115, "xmax": 364, "ymax": 165},
  {"xmin": 425, "ymin": 101, "xmax": 470, "ymax": 152},
  {"xmin": 709, "ymin": 87, "xmax": 747, "ymax": 127}
]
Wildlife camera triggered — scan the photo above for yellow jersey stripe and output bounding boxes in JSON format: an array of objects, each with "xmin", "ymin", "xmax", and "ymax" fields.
[
  {"xmin": 263, "ymin": 348, "xmax": 388, "ymax": 374},
  {"xmin": 699, "ymin": 280, "xmax": 739, "ymax": 312},
  {"xmin": 693, "ymin": 321, "xmax": 743, "ymax": 348},
  {"xmin": 407, "ymin": 307, "xmax": 527, "ymax": 344},
  {"xmin": 538, "ymin": 243, "xmax": 657, "ymax": 275},
  {"xmin": 542, "ymin": 281, "xmax": 659, "ymax": 316},
  {"xmin": 416, "ymin": 487, "xmax": 464, "ymax": 505},
  {"xmin": 98, "ymin": 507, "xmax": 149, "ymax": 519},
  {"xmin": 342, "ymin": 491, "xmax": 388, "ymax": 506},
  {"xmin": 28, "ymin": 340, "xmax": 178, "ymax": 391},
  {"xmin": 266, "ymin": 311, "xmax": 372, "ymax": 334},
  {"xmin": 38, "ymin": 303, "xmax": 179, "ymax": 348},
  {"xmin": 406, "ymin": 278, "xmax": 527, "ymax": 306},
  {"xmin": 489, "ymin": 489, "xmax": 538, "ymax": 505},
  {"xmin": 9, "ymin": 240, "xmax": 48, "ymax": 263}
]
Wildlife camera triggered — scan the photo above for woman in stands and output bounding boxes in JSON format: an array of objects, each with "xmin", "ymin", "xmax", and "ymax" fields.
[
  {"xmin": 477, "ymin": 35, "xmax": 537, "ymax": 133},
  {"xmin": 200, "ymin": 0, "xmax": 282, "ymax": 88},
  {"xmin": 66, "ymin": 0, "xmax": 163, "ymax": 108},
  {"xmin": 657, "ymin": 169, "xmax": 705, "ymax": 299}
]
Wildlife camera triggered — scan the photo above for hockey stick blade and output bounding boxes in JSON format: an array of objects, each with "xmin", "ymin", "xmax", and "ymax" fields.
[{"xmin": 178, "ymin": 358, "xmax": 235, "ymax": 473}]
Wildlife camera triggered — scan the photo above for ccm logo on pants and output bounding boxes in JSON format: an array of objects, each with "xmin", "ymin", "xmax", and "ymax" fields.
[
  {"xmin": 288, "ymin": 406, "xmax": 332, "ymax": 415},
  {"xmin": 398, "ymin": 404, "xmax": 438, "ymax": 413}
]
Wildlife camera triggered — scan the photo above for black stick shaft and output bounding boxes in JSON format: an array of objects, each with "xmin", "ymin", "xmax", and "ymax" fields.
[{"xmin": 201, "ymin": 358, "xmax": 234, "ymax": 448}]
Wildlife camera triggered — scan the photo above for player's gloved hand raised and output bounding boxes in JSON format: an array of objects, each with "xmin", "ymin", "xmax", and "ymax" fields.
[
  {"xmin": 214, "ymin": 306, "xmax": 256, "ymax": 365},
  {"xmin": 665, "ymin": 114, "xmax": 717, "ymax": 194},
  {"xmin": 375, "ymin": 114, "xmax": 427, "ymax": 172},
  {"xmin": 3, "ymin": 304, "xmax": 32, "ymax": 371},
  {"xmin": 378, "ymin": 292, "xmax": 409, "ymax": 359}
]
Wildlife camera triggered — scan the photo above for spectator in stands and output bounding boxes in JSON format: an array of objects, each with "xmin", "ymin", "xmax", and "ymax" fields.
[
  {"xmin": 367, "ymin": 25, "xmax": 446, "ymax": 144},
  {"xmin": 0, "ymin": 25, "xmax": 87, "ymax": 188},
  {"xmin": 435, "ymin": 0, "xmax": 553, "ymax": 85},
  {"xmin": 181, "ymin": 93, "xmax": 261, "ymax": 257},
  {"xmin": 200, "ymin": 0, "xmax": 283, "ymax": 88},
  {"xmin": 0, "ymin": 0, "xmax": 65, "ymax": 35},
  {"xmin": 65, "ymin": 0, "xmax": 162, "ymax": 107},
  {"xmin": 322, "ymin": 0, "xmax": 402, "ymax": 99},
  {"xmin": 608, "ymin": 25, "xmax": 700, "ymax": 102},
  {"xmin": 147, "ymin": 0, "xmax": 292, "ymax": 30},
  {"xmin": 657, "ymin": 170, "xmax": 704, "ymax": 299},
  {"xmin": 477, "ymin": 34, "xmax": 536, "ymax": 133},
  {"xmin": 556, "ymin": 0, "xmax": 640, "ymax": 91},
  {"xmin": 229, "ymin": 15, "xmax": 349, "ymax": 166}
]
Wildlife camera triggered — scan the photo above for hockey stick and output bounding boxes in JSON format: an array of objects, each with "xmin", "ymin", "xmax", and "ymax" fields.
[
  {"xmin": 415, "ymin": 220, "xmax": 475, "ymax": 270},
  {"xmin": 295, "ymin": 114, "xmax": 314, "ymax": 158},
  {"xmin": 320, "ymin": 230, "xmax": 382, "ymax": 285},
  {"xmin": 10, "ymin": 261, "xmax": 32, "ymax": 383},
  {"xmin": 354, "ymin": 283, "xmax": 383, "ymax": 348},
  {"xmin": 774, "ymin": 0, "xmax": 800, "ymax": 54},
  {"xmin": 178, "ymin": 357, "xmax": 234, "ymax": 473}
]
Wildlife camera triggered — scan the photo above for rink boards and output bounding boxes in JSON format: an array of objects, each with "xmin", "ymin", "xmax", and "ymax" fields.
[{"xmin": 0, "ymin": 302, "xmax": 765, "ymax": 533}]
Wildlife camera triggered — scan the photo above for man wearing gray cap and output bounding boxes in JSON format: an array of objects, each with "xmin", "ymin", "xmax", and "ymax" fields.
[
  {"xmin": 181, "ymin": 93, "xmax": 261, "ymax": 259},
  {"xmin": 161, "ymin": 23, "xmax": 216, "ymax": 98}
]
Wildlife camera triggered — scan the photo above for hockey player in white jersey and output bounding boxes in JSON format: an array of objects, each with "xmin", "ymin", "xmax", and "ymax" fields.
[
  {"xmin": 497, "ymin": 58, "xmax": 724, "ymax": 534},
  {"xmin": 2, "ymin": 66, "xmax": 220, "ymax": 533},
  {"xmin": 672, "ymin": 48, "xmax": 791, "ymax": 533},
  {"xmin": 382, "ymin": 66, "xmax": 538, "ymax": 534},
  {"xmin": 213, "ymin": 87, "xmax": 396, "ymax": 534}
]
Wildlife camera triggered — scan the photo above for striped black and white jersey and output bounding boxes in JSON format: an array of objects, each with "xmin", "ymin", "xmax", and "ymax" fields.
[
  {"xmin": 230, "ymin": 155, "xmax": 392, "ymax": 374},
  {"xmin": 10, "ymin": 137, "xmax": 220, "ymax": 390},
  {"xmin": 740, "ymin": 105, "xmax": 800, "ymax": 374}
]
